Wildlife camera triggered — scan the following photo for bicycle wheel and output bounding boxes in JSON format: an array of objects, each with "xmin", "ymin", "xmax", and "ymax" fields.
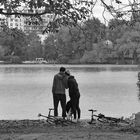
[
  {"xmin": 47, "ymin": 116, "xmax": 57, "ymax": 125},
  {"xmin": 97, "ymin": 117, "xmax": 109, "ymax": 124},
  {"xmin": 88, "ymin": 115, "xmax": 98, "ymax": 124},
  {"xmin": 47, "ymin": 116, "xmax": 64, "ymax": 125}
]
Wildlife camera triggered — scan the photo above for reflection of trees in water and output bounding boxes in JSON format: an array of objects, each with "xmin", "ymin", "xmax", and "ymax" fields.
[
  {"xmin": 137, "ymin": 86, "xmax": 140, "ymax": 100},
  {"xmin": 137, "ymin": 72, "xmax": 140, "ymax": 100}
]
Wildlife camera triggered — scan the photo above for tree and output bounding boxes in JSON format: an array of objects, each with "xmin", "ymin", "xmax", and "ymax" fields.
[
  {"xmin": 43, "ymin": 34, "xmax": 58, "ymax": 60},
  {"xmin": 26, "ymin": 32, "xmax": 43, "ymax": 60},
  {"xmin": 68, "ymin": 26, "xmax": 85, "ymax": 61},
  {"xmin": 100, "ymin": 0, "xmax": 140, "ymax": 26},
  {"xmin": 115, "ymin": 30, "xmax": 140, "ymax": 64},
  {"xmin": 108, "ymin": 19, "xmax": 129, "ymax": 44},
  {"xmin": 0, "ymin": 26, "xmax": 28, "ymax": 61},
  {"xmin": 0, "ymin": 1, "xmax": 139, "ymax": 32},
  {"xmin": 54, "ymin": 27, "xmax": 74, "ymax": 63},
  {"xmin": 83, "ymin": 18, "xmax": 106, "ymax": 49},
  {"xmin": 0, "ymin": 0, "xmax": 94, "ymax": 33}
]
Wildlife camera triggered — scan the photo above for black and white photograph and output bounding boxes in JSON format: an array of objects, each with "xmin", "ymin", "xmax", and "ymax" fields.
[{"xmin": 0, "ymin": 0, "xmax": 140, "ymax": 139}]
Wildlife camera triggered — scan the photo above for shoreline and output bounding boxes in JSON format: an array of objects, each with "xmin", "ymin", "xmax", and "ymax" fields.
[
  {"xmin": 0, "ymin": 118, "xmax": 137, "ymax": 133},
  {"xmin": 0, "ymin": 119, "xmax": 140, "ymax": 140}
]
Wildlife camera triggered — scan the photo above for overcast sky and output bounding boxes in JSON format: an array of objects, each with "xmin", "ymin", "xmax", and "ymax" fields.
[
  {"xmin": 92, "ymin": 1, "xmax": 113, "ymax": 24},
  {"xmin": 89, "ymin": 0, "xmax": 115, "ymax": 24},
  {"xmin": 91, "ymin": 0, "xmax": 139, "ymax": 24}
]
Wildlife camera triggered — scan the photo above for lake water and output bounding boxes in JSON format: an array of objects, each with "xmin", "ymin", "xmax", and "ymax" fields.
[{"xmin": 0, "ymin": 64, "xmax": 140, "ymax": 120}]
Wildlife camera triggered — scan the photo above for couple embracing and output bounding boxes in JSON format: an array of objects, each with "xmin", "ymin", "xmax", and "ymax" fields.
[{"xmin": 52, "ymin": 67, "xmax": 81, "ymax": 121}]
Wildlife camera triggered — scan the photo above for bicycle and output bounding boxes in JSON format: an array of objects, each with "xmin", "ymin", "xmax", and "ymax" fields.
[
  {"xmin": 88, "ymin": 109, "xmax": 129, "ymax": 126},
  {"xmin": 88, "ymin": 109, "xmax": 97, "ymax": 124},
  {"xmin": 38, "ymin": 108, "xmax": 76, "ymax": 126}
]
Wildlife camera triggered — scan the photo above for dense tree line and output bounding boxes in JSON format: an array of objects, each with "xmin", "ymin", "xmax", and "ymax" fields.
[
  {"xmin": 1, "ymin": 1, "xmax": 140, "ymax": 64},
  {"xmin": 0, "ymin": 26, "xmax": 43, "ymax": 63},
  {"xmin": 42, "ymin": 18, "xmax": 140, "ymax": 64},
  {"xmin": 1, "ymin": 17, "xmax": 140, "ymax": 64}
]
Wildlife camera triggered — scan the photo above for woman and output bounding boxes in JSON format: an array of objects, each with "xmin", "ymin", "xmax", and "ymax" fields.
[{"xmin": 65, "ymin": 70, "xmax": 81, "ymax": 121}]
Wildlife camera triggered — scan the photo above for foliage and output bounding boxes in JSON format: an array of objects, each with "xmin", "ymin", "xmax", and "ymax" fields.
[
  {"xmin": 0, "ymin": 0, "xmax": 94, "ymax": 33},
  {"xmin": 0, "ymin": 26, "xmax": 28, "ymax": 60},
  {"xmin": 26, "ymin": 32, "xmax": 43, "ymax": 60},
  {"xmin": 0, "ymin": 0, "xmax": 140, "ymax": 33},
  {"xmin": 42, "ymin": 16, "xmax": 140, "ymax": 64},
  {"xmin": 1, "ymin": 14, "xmax": 140, "ymax": 64},
  {"xmin": 9, "ymin": 56, "xmax": 22, "ymax": 64},
  {"xmin": 43, "ymin": 17, "xmax": 106, "ymax": 63},
  {"xmin": 115, "ymin": 30, "xmax": 140, "ymax": 63},
  {"xmin": 80, "ymin": 49, "xmax": 99, "ymax": 63},
  {"xmin": 43, "ymin": 34, "xmax": 58, "ymax": 60},
  {"xmin": 3, "ymin": 55, "xmax": 22, "ymax": 64},
  {"xmin": 0, "ymin": 27, "xmax": 44, "ymax": 62},
  {"xmin": 107, "ymin": 19, "xmax": 130, "ymax": 44},
  {"xmin": 100, "ymin": 0, "xmax": 140, "ymax": 26}
]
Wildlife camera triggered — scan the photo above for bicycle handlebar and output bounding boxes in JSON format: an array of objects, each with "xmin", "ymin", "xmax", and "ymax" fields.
[{"xmin": 88, "ymin": 109, "xmax": 97, "ymax": 112}]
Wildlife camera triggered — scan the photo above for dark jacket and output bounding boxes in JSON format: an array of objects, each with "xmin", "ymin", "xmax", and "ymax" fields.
[
  {"xmin": 68, "ymin": 75, "xmax": 80, "ymax": 98},
  {"xmin": 52, "ymin": 72, "xmax": 68, "ymax": 94}
]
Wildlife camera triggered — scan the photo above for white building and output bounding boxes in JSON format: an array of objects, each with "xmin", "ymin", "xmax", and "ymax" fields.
[
  {"xmin": 7, "ymin": 15, "xmax": 24, "ymax": 30},
  {"xmin": 24, "ymin": 13, "xmax": 54, "ymax": 34},
  {"xmin": 6, "ymin": 8, "xmax": 54, "ymax": 34}
]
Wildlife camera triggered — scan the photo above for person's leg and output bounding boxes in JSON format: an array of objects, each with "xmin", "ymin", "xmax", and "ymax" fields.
[
  {"xmin": 66, "ymin": 100, "xmax": 71, "ymax": 120},
  {"xmin": 76, "ymin": 97, "xmax": 81, "ymax": 119},
  {"xmin": 60, "ymin": 94, "xmax": 66, "ymax": 118},
  {"xmin": 71, "ymin": 98, "xmax": 77, "ymax": 119},
  {"xmin": 53, "ymin": 94, "xmax": 60, "ymax": 116}
]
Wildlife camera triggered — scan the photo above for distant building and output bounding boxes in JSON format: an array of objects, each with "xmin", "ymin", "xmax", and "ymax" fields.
[
  {"xmin": 5, "ymin": 8, "xmax": 54, "ymax": 34},
  {"xmin": 7, "ymin": 15, "xmax": 24, "ymax": 30},
  {"xmin": 24, "ymin": 13, "xmax": 53, "ymax": 34}
]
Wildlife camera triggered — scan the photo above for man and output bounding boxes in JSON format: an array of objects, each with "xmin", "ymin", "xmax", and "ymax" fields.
[
  {"xmin": 52, "ymin": 67, "xmax": 68, "ymax": 119},
  {"xmin": 65, "ymin": 70, "xmax": 81, "ymax": 121}
]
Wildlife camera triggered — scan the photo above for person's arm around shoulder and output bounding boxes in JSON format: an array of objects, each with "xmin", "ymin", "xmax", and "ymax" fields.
[{"xmin": 63, "ymin": 75, "xmax": 68, "ymax": 89}]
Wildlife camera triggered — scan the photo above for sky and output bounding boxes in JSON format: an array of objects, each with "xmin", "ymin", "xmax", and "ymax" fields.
[
  {"xmin": 91, "ymin": 0, "xmax": 140, "ymax": 24},
  {"xmin": 92, "ymin": 0, "xmax": 113, "ymax": 24}
]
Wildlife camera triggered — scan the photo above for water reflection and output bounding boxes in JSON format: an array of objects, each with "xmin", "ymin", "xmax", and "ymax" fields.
[
  {"xmin": 0, "ymin": 64, "xmax": 139, "ymax": 74},
  {"xmin": 0, "ymin": 65, "xmax": 56, "ymax": 73},
  {"xmin": 137, "ymin": 72, "xmax": 140, "ymax": 100}
]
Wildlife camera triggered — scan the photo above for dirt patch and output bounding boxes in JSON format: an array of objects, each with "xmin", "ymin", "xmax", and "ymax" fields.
[{"xmin": 0, "ymin": 119, "xmax": 140, "ymax": 140}]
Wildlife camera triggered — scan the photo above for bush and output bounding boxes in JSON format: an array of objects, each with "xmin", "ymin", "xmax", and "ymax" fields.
[
  {"xmin": 10, "ymin": 56, "xmax": 22, "ymax": 64},
  {"xmin": 3, "ymin": 56, "xmax": 22, "ymax": 64}
]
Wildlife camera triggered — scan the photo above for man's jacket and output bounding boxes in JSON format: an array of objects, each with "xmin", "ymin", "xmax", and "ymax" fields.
[{"xmin": 52, "ymin": 72, "xmax": 68, "ymax": 94}]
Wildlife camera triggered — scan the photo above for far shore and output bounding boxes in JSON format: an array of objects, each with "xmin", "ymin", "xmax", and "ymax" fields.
[{"xmin": 0, "ymin": 62, "xmax": 139, "ymax": 65}]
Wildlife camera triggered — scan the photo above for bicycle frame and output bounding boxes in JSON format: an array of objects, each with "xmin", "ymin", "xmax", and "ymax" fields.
[
  {"xmin": 38, "ymin": 108, "xmax": 76, "ymax": 126},
  {"xmin": 88, "ymin": 109, "xmax": 129, "ymax": 126},
  {"xmin": 88, "ymin": 109, "xmax": 97, "ymax": 124}
]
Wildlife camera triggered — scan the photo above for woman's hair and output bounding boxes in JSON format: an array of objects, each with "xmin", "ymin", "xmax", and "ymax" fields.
[{"xmin": 65, "ymin": 70, "xmax": 70, "ymax": 76}]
